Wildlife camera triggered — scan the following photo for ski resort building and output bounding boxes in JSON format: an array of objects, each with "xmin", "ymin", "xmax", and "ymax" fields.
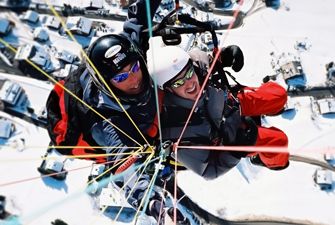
[
  {"xmin": 55, "ymin": 50, "xmax": 76, "ymax": 64},
  {"xmin": 65, "ymin": 16, "xmax": 93, "ymax": 36},
  {"xmin": 313, "ymin": 169, "xmax": 333, "ymax": 191},
  {"xmin": 55, "ymin": 64, "xmax": 78, "ymax": 80},
  {"xmin": 0, "ymin": 79, "xmax": 25, "ymax": 107},
  {"xmin": 0, "ymin": 18, "xmax": 13, "ymax": 36},
  {"xmin": 0, "ymin": 118, "xmax": 14, "ymax": 140},
  {"xmin": 280, "ymin": 60, "xmax": 304, "ymax": 81},
  {"xmin": 44, "ymin": 16, "xmax": 61, "ymax": 30},
  {"xmin": 316, "ymin": 98, "xmax": 335, "ymax": 115},
  {"xmin": 33, "ymin": 27, "xmax": 49, "ymax": 42},
  {"xmin": 14, "ymin": 44, "xmax": 53, "ymax": 73},
  {"xmin": 20, "ymin": 10, "xmax": 39, "ymax": 24}
]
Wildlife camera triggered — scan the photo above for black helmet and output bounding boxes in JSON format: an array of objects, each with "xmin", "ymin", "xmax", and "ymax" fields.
[
  {"xmin": 86, "ymin": 34, "xmax": 142, "ymax": 78},
  {"xmin": 85, "ymin": 34, "xmax": 151, "ymax": 103}
]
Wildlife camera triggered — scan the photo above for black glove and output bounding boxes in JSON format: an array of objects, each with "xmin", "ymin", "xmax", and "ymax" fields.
[
  {"xmin": 235, "ymin": 116, "xmax": 258, "ymax": 146},
  {"xmin": 220, "ymin": 45, "xmax": 244, "ymax": 72}
]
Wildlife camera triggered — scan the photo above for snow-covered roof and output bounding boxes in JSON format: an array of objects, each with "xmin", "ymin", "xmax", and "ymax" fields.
[
  {"xmin": 33, "ymin": 27, "xmax": 49, "ymax": 42},
  {"xmin": 0, "ymin": 80, "xmax": 23, "ymax": 106},
  {"xmin": 66, "ymin": 16, "xmax": 92, "ymax": 36},
  {"xmin": 0, "ymin": 118, "xmax": 13, "ymax": 139},
  {"xmin": 55, "ymin": 50, "xmax": 75, "ymax": 64},
  {"xmin": 281, "ymin": 61, "xmax": 304, "ymax": 80},
  {"xmin": 20, "ymin": 10, "xmax": 39, "ymax": 23},
  {"xmin": 56, "ymin": 64, "xmax": 78, "ymax": 79},
  {"xmin": 314, "ymin": 169, "xmax": 332, "ymax": 185},
  {"xmin": 317, "ymin": 98, "xmax": 335, "ymax": 114},
  {"xmin": 284, "ymin": 100, "xmax": 296, "ymax": 111},
  {"xmin": 45, "ymin": 16, "xmax": 61, "ymax": 30},
  {"xmin": 0, "ymin": 18, "xmax": 11, "ymax": 35},
  {"xmin": 14, "ymin": 44, "xmax": 52, "ymax": 72},
  {"xmin": 14, "ymin": 44, "xmax": 35, "ymax": 61}
]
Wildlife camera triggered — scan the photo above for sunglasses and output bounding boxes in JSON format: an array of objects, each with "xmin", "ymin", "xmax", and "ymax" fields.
[
  {"xmin": 112, "ymin": 61, "xmax": 140, "ymax": 83},
  {"xmin": 170, "ymin": 66, "xmax": 194, "ymax": 89}
]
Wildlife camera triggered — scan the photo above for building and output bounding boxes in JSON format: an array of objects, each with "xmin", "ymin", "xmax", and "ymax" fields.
[
  {"xmin": 283, "ymin": 97, "xmax": 296, "ymax": 112},
  {"xmin": 33, "ymin": 27, "xmax": 49, "ymax": 42},
  {"xmin": 313, "ymin": 169, "xmax": 333, "ymax": 191},
  {"xmin": 55, "ymin": 50, "xmax": 77, "ymax": 64},
  {"xmin": 45, "ymin": 16, "xmax": 61, "ymax": 30},
  {"xmin": 14, "ymin": 44, "xmax": 53, "ymax": 75},
  {"xmin": 65, "ymin": 16, "xmax": 93, "ymax": 36},
  {"xmin": 0, "ymin": 79, "xmax": 24, "ymax": 107},
  {"xmin": 0, "ymin": 18, "xmax": 13, "ymax": 36},
  {"xmin": 280, "ymin": 61, "xmax": 303, "ymax": 81},
  {"xmin": 0, "ymin": 118, "xmax": 14, "ymax": 140},
  {"xmin": 275, "ymin": 53, "xmax": 306, "ymax": 89},
  {"xmin": 55, "ymin": 64, "xmax": 78, "ymax": 80},
  {"xmin": 316, "ymin": 98, "xmax": 335, "ymax": 115},
  {"xmin": 20, "ymin": 10, "xmax": 39, "ymax": 23}
]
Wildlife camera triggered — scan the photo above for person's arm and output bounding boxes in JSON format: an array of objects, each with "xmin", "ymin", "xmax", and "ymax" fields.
[
  {"xmin": 91, "ymin": 120, "xmax": 132, "ymax": 162},
  {"xmin": 122, "ymin": 0, "xmax": 162, "ymax": 54}
]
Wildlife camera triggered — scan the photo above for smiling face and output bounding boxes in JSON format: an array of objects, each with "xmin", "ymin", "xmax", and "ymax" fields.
[
  {"xmin": 166, "ymin": 64, "xmax": 200, "ymax": 101},
  {"xmin": 109, "ymin": 61, "xmax": 144, "ymax": 95}
]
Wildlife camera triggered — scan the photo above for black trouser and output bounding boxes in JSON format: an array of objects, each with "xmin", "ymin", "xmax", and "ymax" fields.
[{"xmin": 175, "ymin": 149, "xmax": 242, "ymax": 180}]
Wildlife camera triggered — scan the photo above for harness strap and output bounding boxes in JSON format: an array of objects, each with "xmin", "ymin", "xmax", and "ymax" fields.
[{"xmin": 114, "ymin": 154, "xmax": 139, "ymax": 174}]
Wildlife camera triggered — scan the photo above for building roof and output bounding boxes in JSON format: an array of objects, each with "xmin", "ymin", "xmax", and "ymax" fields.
[
  {"xmin": 14, "ymin": 44, "xmax": 52, "ymax": 72},
  {"xmin": 0, "ymin": 80, "xmax": 23, "ymax": 106},
  {"xmin": 314, "ymin": 169, "xmax": 332, "ymax": 185},
  {"xmin": 65, "ymin": 17, "xmax": 92, "ymax": 36},
  {"xmin": 317, "ymin": 98, "xmax": 335, "ymax": 114},
  {"xmin": 56, "ymin": 64, "xmax": 78, "ymax": 79},
  {"xmin": 33, "ymin": 27, "xmax": 49, "ymax": 42},
  {"xmin": 45, "ymin": 16, "xmax": 61, "ymax": 29},
  {"xmin": 14, "ymin": 44, "xmax": 34, "ymax": 61},
  {"xmin": 55, "ymin": 50, "xmax": 75, "ymax": 64},
  {"xmin": 0, "ymin": 118, "xmax": 13, "ymax": 139},
  {"xmin": 0, "ymin": 18, "xmax": 11, "ymax": 35},
  {"xmin": 21, "ymin": 10, "xmax": 39, "ymax": 23}
]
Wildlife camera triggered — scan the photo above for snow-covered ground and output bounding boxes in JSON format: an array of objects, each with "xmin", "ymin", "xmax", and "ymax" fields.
[{"xmin": 1, "ymin": 0, "xmax": 335, "ymax": 225}]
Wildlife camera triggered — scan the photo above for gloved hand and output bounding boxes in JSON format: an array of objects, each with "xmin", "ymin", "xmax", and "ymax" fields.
[
  {"xmin": 235, "ymin": 116, "xmax": 258, "ymax": 146},
  {"xmin": 220, "ymin": 45, "xmax": 244, "ymax": 72}
]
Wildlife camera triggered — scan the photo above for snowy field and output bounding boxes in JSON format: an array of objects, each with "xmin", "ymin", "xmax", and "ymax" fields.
[{"xmin": 1, "ymin": 0, "xmax": 335, "ymax": 225}]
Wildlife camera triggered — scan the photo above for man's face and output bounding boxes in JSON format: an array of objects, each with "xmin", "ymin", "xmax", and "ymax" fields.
[
  {"xmin": 109, "ymin": 61, "xmax": 144, "ymax": 95},
  {"xmin": 167, "ymin": 64, "xmax": 200, "ymax": 101}
]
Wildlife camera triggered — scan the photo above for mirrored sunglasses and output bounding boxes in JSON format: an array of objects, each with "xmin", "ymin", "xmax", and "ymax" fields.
[
  {"xmin": 170, "ymin": 66, "xmax": 195, "ymax": 89},
  {"xmin": 112, "ymin": 61, "xmax": 140, "ymax": 83}
]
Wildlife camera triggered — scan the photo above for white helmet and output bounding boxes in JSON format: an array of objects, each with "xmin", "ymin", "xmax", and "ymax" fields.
[{"xmin": 147, "ymin": 46, "xmax": 190, "ymax": 90}]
